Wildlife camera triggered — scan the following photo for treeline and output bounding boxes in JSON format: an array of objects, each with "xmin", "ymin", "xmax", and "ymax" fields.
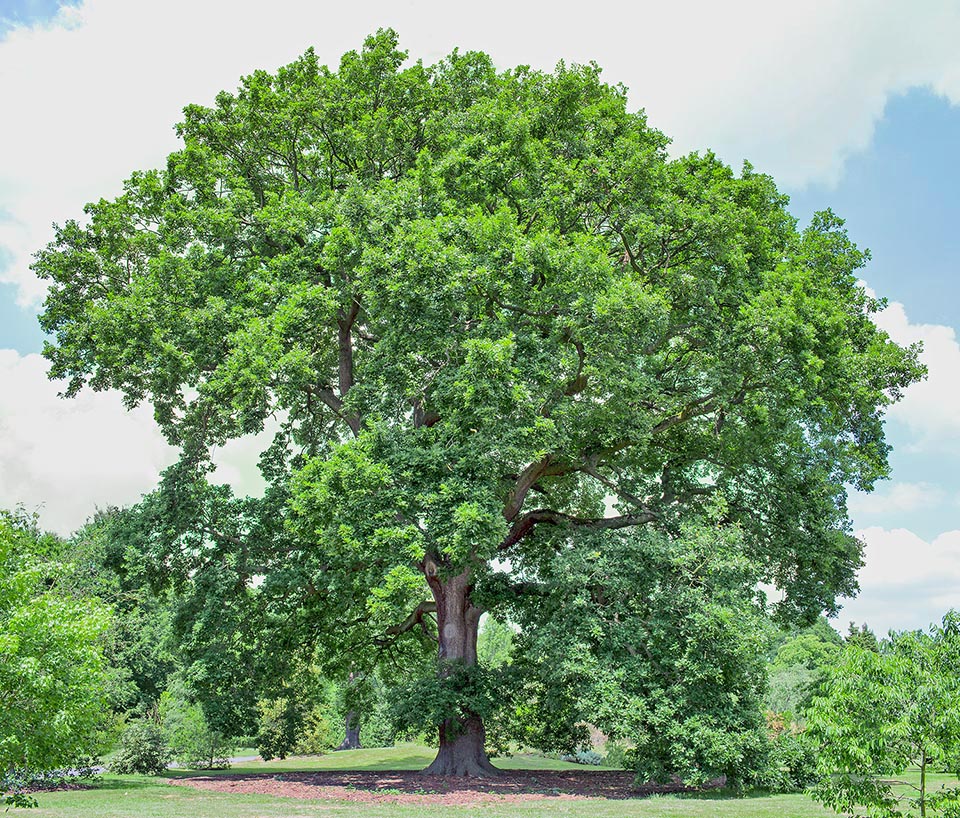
[
  {"xmin": 0, "ymin": 506, "xmax": 399, "ymax": 782},
  {"xmin": 4, "ymin": 503, "xmax": 960, "ymax": 817}
]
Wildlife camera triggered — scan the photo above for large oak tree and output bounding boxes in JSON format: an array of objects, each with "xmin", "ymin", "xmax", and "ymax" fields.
[{"xmin": 35, "ymin": 31, "xmax": 922, "ymax": 775}]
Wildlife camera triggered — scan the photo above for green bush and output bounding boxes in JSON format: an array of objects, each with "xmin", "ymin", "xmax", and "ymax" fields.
[
  {"xmin": 160, "ymin": 686, "xmax": 234, "ymax": 769},
  {"xmin": 110, "ymin": 720, "xmax": 171, "ymax": 775},
  {"xmin": 359, "ymin": 701, "xmax": 395, "ymax": 748},
  {"xmin": 561, "ymin": 749, "xmax": 603, "ymax": 766},
  {"xmin": 602, "ymin": 741, "xmax": 628, "ymax": 769},
  {"xmin": 256, "ymin": 698, "xmax": 300, "ymax": 761},
  {"xmin": 742, "ymin": 713, "xmax": 817, "ymax": 794},
  {"xmin": 294, "ymin": 703, "xmax": 338, "ymax": 755}
]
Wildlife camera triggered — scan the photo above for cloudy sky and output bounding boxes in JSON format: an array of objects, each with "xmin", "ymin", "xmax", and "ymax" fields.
[{"xmin": 1, "ymin": 0, "xmax": 957, "ymax": 635}]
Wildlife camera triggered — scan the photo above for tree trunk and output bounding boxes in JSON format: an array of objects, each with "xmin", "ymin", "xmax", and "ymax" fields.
[
  {"xmin": 336, "ymin": 711, "xmax": 362, "ymax": 750},
  {"xmin": 421, "ymin": 566, "xmax": 499, "ymax": 777}
]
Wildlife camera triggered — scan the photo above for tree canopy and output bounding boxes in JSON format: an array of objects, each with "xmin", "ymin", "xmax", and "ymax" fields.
[{"xmin": 34, "ymin": 30, "xmax": 923, "ymax": 776}]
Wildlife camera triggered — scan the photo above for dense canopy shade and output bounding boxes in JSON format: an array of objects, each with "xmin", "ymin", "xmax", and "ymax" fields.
[{"xmin": 35, "ymin": 30, "xmax": 922, "ymax": 775}]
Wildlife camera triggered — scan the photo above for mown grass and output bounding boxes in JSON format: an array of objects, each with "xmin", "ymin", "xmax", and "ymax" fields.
[
  {"xmin": 165, "ymin": 742, "xmax": 594, "ymax": 776},
  {"xmin": 30, "ymin": 744, "xmax": 837, "ymax": 818}
]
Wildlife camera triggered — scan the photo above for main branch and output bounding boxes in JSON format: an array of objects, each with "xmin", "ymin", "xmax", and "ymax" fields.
[{"xmin": 499, "ymin": 508, "xmax": 657, "ymax": 551}]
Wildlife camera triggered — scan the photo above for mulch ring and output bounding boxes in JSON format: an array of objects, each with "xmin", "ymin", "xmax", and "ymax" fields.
[{"xmin": 169, "ymin": 770, "xmax": 705, "ymax": 806}]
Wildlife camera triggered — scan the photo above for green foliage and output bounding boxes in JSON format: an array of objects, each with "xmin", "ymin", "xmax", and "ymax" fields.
[
  {"xmin": 845, "ymin": 621, "xmax": 881, "ymax": 652},
  {"xmin": 160, "ymin": 683, "xmax": 235, "ymax": 769},
  {"xmin": 477, "ymin": 615, "xmax": 514, "ymax": 669},
  {"xmin": 765, "ymin": 620, "xmax": 843, "ymax": 716},
  {"xmin": 109, "ymin": 719, "xmax": 171, "ymax": 775},
  {"xmin": 808, "ymin": 611, "xmax": 960, "ymax": 817},
  {"xmin": 293, "ymin": 703, "xmax": 339, "ymax": 755},
  {"xmin": 561, "ymin": 750, "xmax": 603, "ymax": 766},
  {"xmin": 388, "ymin": 662, "xmax": 504, "ymax": 738},
  {"xmin": 2, "ymin": 791, "xmax": 38, "ymax": 809},
  {"xmin": 32, "ymin": 28, "xmax": 923, "ymax": 770},
  {"xmin": 504, "ymin": 522, "xmax": 770, "ymax": 787},
  {"xmin": 255, "ymin": 697, "xmax": 301, "ymax": 761},
  {"xmin": 0, "ymin": 513, "xmax": 112, "ymax": 776},
  {"xmin": 751, "ymin": 714, "xmax": 818, "ymax": 794},
  {"xmin": 57, "ymin": 508, "xmax": 176, "ymax": 714}
]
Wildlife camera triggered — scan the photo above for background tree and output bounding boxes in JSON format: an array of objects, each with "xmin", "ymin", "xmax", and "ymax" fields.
[
  {"xmin": 808, "ymin": 612, "xmax": 960, "ymax": 818},
  {"xmin": 477, "ymin": 615, "xmax": 514, "ymax": 670},
  {"xmin": 58, "ymin": 508, "xmax": 176, "ymax": 715},
  {"xmin": 765, "ymin": 618, "xmax": 843, "ymax": 716},
  {"xmin": 0, "ymin": 512, "xmax": 112, "ymax": 801},
  {"xmin": 35, "ymin": 30, "xmax": 922, "ymax": 775},
  {"xmin": 845, "ymin": 621, "xmax": 881, "ymax": 652}
]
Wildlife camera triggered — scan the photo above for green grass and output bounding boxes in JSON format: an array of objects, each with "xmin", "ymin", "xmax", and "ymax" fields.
[
  {"xmin": 883, "ymin": 766, "xmax": 960, "ymax": 807},
  {"xmin": 29, "ymin": 744, "xmax": 837, "ymax": 818},
  {"xmin": 166, "ymin": 742, "xmax": 596, "ymax": 776}
]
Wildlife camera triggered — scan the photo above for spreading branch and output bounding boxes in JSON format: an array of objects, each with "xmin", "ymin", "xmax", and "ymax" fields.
[
  {"xmin": 383, "ymin": 600, "xmax": 438, "ymax": 638},
  {"xmin": 499, "ymin": 508, "xmax": 657, "ymax": 551}
]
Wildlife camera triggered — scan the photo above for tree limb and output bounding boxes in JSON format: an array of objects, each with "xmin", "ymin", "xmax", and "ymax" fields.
[
  {"xmin": 499, "ymin": 508, "xmax": 656, "ymax": 551},
  {"xmin": 384, "ymin": 600, "xmax": 438, "ymax": 637}
]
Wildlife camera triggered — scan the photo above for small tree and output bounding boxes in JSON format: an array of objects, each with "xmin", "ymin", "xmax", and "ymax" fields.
[
  {"xmin": 160, "ymin": 682, "xmax": 235, "ymax": 769},
  {"xmin": 808, "ymin": 611, "xmax": 960, "ymax": 818},
  {"xmin": 0, "ymin": 512, "xmax": 112, "ymax": 803},
  {"xmin": 766, "ymin": 619, "xmax": 843, "ymax": 716}
]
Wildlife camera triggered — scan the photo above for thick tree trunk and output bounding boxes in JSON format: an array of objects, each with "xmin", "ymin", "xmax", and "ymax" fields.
[
  {"xmin": 421, "ymin": 566, "xmax": 499, "ymax": 777},
  {"xmin": 336, "ymin": 711, "xmax": 362, "ymax": 750}
]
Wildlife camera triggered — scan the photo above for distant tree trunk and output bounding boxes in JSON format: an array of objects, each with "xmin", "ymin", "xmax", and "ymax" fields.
[
  {"xmin": 336, "ymin": 711, "xmax": 362, "ymax": 750},
  {"xmin": 422, "ymin": 567, "xmax": 499, "ymax": 777}
]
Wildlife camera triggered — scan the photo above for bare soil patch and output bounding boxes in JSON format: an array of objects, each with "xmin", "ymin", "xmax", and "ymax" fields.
[{"xmin": 170, "ymin": 769, "xmax": 694, "ymax": 806}]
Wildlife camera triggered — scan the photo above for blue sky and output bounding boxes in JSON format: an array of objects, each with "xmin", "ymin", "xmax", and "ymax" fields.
[
  {"xmin": 0, "ymin": 0, "xmax": 78, "ymax": 32},
  {"xmin": 1, "ymin": 1, "xmax": 958, "ymax": 635}
]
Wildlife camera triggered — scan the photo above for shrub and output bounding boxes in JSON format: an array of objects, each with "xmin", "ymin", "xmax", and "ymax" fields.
[
  {"xmin": 750, "ymin": 715, "xmax": 817, "ymax": 793},
  {"xmin": 110, "ymin": 720, "xmax": 171, "ymax": 775},
  {"xmin": 256, "ymin": 698, "xmax": 300, "ymax": 761},
  {"xmin": 359, "ymin": 701, "xmax": 395, "ymax": 748},
  {"xmin": 294, "ymin": 703, "xmax": 338, "ymax": 755},
  {"xmin": 602, "ymin": 741, "xmax": 629, "ymax": 769},
  {"xmin": 561, "ymin": 750, "xmax": 603, "ymax": 766},
  {"xmin": 160, "ymin": 686, "xmax": 234, "ymax": 769}
]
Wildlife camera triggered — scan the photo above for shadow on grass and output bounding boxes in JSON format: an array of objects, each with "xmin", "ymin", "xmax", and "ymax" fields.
[
  {"xmin": 674, "ymin": 788, "xmax": 800, "ymax": 801},
  {"xmin": 171, "ymin": 752, "xmax": 436, "ymax": 777},
  {"xmin": 69, "ymin": 776, "xmax": 167, "ymax": 792},
  {"xmin": 168, "ymin": 767, "xmax": 717, "ymax": 801}
]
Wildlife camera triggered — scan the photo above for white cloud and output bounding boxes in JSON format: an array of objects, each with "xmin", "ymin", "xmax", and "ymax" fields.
[
  {"xmin": 0, "ymin": 349, "xmax": 175, "ymax": 533},
  {"xmin": 848, "ymin": 481, "xmax": 945, "ymax": 515},
  {"xmin": 0, "ymin": 349, "xmax": 270, "ymax": 535},
  {"xmin": 839, "ymin": 526, "xmax": 960, "ymax": 634},
  {"xmin": 4, "ymin": 0, "xmax": 960, "ymax": 304},
  {"xmin": 870, "ymin": 295, "xmax": 960, "ymax": 449}
]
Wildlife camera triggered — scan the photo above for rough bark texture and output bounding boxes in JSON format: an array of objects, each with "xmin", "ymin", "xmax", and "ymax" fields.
[
  {"xmin": 336, "ymin": 711, "xmax": 362, "ymax": 751},
  {"xmin": 422, "ymin": 567, "xmax": 499, "ymax": 777}
]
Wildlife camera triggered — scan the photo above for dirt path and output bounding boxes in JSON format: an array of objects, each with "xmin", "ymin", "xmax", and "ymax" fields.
[{"xmin": 170, "ymin": 769, "xmax": 690, "ymax": 806}]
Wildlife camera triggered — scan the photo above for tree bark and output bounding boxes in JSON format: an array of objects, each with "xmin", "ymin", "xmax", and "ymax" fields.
[
  {"xmin": 421, "ymin": 566, "xmax": 499, "ymax": 777},
  {"xmin": 336, "ymin": 711, "xmax": 362, "ymax": 750}
]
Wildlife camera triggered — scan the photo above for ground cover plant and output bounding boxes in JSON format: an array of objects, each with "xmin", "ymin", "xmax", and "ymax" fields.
[{"xmin": 33, "ymin": 27, "xmax": 920, "ymax": 782}]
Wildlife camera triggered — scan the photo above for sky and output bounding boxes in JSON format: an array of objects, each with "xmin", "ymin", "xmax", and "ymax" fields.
[{"xmin": 0, "ymin": 0, "xmax": 958, "ymax": 636}]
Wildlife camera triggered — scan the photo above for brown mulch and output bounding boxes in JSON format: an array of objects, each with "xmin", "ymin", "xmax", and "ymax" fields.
[{"xmin": 169, "ymin": 769, "xmax": 698, "ymax": 806}]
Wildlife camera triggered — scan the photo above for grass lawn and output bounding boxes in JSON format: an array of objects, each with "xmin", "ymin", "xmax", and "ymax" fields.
[
  {"xmin": 166, "ymin": 742, "xmax": 597, "ymax": 775},
  {"xmin": 29, "ymin": 744, "xmax": 837, "ymax": 818}
]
